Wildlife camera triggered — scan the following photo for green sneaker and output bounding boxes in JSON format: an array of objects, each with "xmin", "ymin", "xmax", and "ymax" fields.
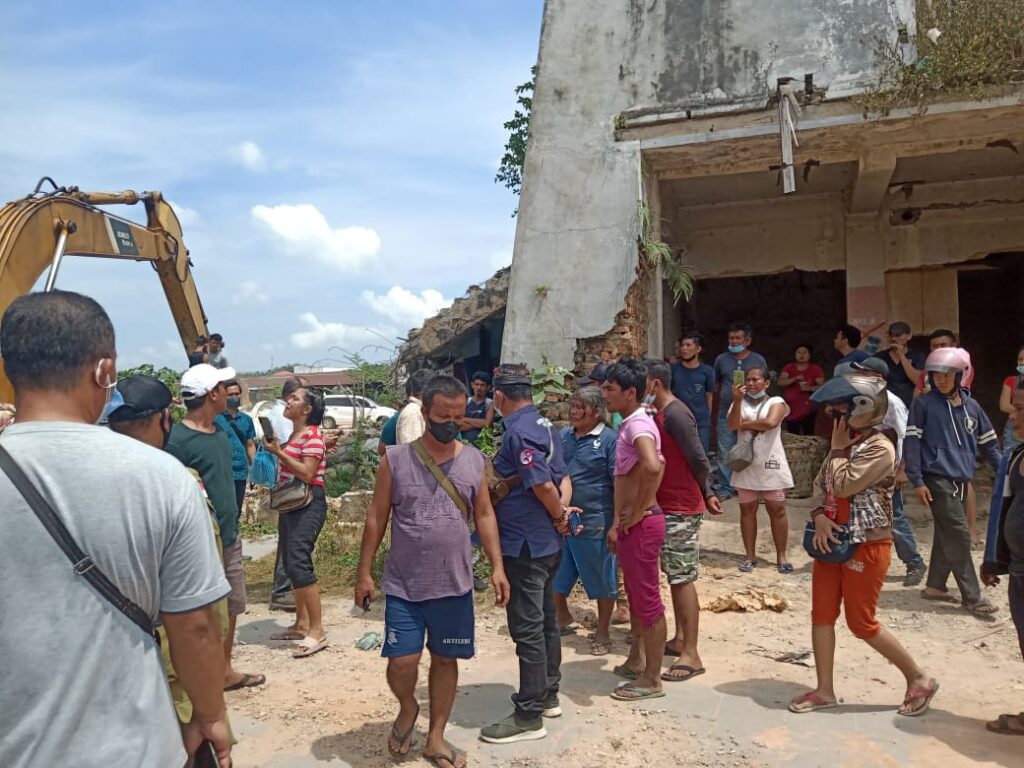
[
  {"xmin": 542, "ymin": 693, "xmax": 561, "ymax": 718},
  {"xmin": 479, "ymin": 713, "xmax": 547, "ymax": 744}
]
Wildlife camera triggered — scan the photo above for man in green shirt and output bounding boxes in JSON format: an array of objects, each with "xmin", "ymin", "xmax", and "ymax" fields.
[{"xmin": 167, "ymin": 363, "xmax": 265, "ymax": 691}]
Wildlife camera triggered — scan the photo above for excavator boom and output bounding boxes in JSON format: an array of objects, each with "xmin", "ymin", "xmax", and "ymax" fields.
[{"xmin": 0, "ymin": 179, "xmax": 209, "ymax": 400}]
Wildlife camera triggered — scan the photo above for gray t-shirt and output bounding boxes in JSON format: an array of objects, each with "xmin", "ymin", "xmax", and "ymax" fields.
[
  {"xmin": 207, "ymin": 350, "xmax": 229, "ymax": 369},
  {"xmin": 0, "ymin": 422, "xmax": 230, "ymax": 768}
]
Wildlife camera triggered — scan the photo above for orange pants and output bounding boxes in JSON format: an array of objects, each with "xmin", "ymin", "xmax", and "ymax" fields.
[{"xmin": 811, "ymin": 540, "xmax": 892, "ymax": 639}]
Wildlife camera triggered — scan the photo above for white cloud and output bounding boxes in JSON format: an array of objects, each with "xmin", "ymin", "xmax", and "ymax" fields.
[
  {"xmin": 167, "ymin": 200, "xmax": 201, "ymax": 227},
  {"xmin": 229, "ymin": 140, "xmax": 266, "ymax": 171},
  {"xmin": 290, "ymin": 312, "xmax": 396, "ymax": 354},
  {"xmin": 232, "ymin": 280, "xmax": 270, "ymax": 306},
  {"xmin": 360, "ymin": 285, "xmax": 450, "ymax": 330},
  {"xmin": 252, "ymin": 203, "xmax": 381, "ymax": 273}
]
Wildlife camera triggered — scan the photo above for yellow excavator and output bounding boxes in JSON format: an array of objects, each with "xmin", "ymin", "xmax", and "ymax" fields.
[{"xmin": 0, "ymin": 178, "xmax": 210, "ymax": 401}]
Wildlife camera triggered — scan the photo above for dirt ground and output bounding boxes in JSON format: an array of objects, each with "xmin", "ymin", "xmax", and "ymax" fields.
[{"xmin": 227, "ymin": 494, "xmax": 1023, "ymax": 768}]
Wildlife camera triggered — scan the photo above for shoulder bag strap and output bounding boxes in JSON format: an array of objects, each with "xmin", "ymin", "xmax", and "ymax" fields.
[
  {"xmin": 411, "ymin": 438, "xmax": 470, "ymax": 520},
  {"xmin": 225, "ymin": 415, "xmax": 248, "ymax": 444},
  {"xmin": 0, "ymin": 445, "xmax": 157, "ymax": 641}
]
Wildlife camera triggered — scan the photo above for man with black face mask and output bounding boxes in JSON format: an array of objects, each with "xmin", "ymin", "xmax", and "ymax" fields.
[
  {"xmin": 215, "ymin": 379, "xmax": 256, "ymax": 526},
  {"xmin": 356, "ymin": 374, "xmax": 508, "ymax": 766}
]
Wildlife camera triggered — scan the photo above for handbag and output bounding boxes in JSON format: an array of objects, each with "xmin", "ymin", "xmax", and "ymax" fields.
[
  {"xmin": 249, "ymin": 444, "xmax": 278, "ymax": 488},
  {"xmin": 270, "ymin": 476, "xmax": 312, "ymax": 513},
  {"xmin": 0, "ymin": 445, "xmax": 158, "ymax": 642},
  {"xmin": 725, "ymin": 399, "xmax": 768, "ymax": 472},
  {"xmin": 803, "ymin": 458, "xmax": 858, "ymax": 564}
]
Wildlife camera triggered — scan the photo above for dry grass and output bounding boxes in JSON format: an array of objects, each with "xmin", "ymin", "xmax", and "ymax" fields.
[{"xmin": 243, "ymin": 505, "xmax": 388, "ymax": 600}]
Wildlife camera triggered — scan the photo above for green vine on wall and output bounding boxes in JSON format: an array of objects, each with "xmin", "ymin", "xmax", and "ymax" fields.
[
  {"xmin": 637, "ymin": 200, "xmax": 694, "ymax": 305},
  {"xmin": 856, "ymin": 0, "xmax": 1024, "ymax": 115}
]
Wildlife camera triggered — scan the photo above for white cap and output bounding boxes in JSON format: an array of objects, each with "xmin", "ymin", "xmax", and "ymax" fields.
[{"xmin": 180, "ymin": 364, "xmax": 236, "ymax": 399}]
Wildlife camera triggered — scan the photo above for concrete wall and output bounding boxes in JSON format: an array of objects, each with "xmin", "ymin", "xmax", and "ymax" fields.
[{"xmin": 504, "ymin": 0, "xmax": 913, "ymax": 367}]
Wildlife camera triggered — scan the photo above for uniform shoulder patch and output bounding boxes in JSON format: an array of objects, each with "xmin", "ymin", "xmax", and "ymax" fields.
[{"xmin": 519, "ymin": 448, "xmax": 534, "ymax": 466}]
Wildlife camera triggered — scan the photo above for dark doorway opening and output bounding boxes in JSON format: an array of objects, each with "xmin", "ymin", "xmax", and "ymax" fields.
[
  {"xmin": 682, "ymin": 269, "xmax": 848, "ymax": 378},
  {"xmin": 958, "ymin": 253, "xmax": 1024, "ymax": 429}
]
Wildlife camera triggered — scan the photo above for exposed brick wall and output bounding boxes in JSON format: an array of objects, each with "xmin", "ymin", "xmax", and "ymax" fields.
[{"xmin": 574, "ymin": 266, "xmax": 651, "ymax": 372}]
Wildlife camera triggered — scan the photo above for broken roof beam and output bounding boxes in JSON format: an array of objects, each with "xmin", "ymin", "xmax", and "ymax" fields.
[{"xmin": 848, "ymin": 149, "xmax": 898, "ymax": 213}]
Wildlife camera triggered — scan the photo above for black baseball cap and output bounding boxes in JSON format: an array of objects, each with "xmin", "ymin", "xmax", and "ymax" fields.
[
  {"xmin": 106, "ymin": 375, "xmax": 174, "ymax": 423},
  {"xmin": 578, "ymin": 363, "xmax": 610, "ymax": 387}
]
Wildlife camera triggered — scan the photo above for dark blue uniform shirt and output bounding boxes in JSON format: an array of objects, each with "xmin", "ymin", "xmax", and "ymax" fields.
[
  {"xmin": 493, "ymin": 404, "xmax": 567, "ymax": 559},
  {"xmin": 462, "ymin": 396, "xmax": 491, "ymax": 445},
  {"xmin": 560, "ymin": 424, "xmax": 616, "ymax": 539},
  {"xmin": 670, "ymin": 363, "xmax": 715, "ymax": 429}
]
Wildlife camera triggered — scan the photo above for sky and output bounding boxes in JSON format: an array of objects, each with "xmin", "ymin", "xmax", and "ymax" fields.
[{"xmin": 0, "ymin": 1, "xmax": 543, "ymax": 373}]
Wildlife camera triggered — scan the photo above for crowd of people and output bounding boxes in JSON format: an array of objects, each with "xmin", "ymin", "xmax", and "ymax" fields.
[{"xmin": 2, "ymin": 289, "xmax": 1023, "ymax": 768}]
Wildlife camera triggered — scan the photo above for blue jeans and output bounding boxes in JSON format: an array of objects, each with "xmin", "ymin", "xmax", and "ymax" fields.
[
  {"xmin": 892, "ymin": 487, "xmax": 925, "ymax": 570},
  {"xmin": 715, "ymin": 417, "xmax": 736, "ymax": 497},
  {"xmin": 697, "ymin": 424, "xmax": 711, "ymax": 455}
]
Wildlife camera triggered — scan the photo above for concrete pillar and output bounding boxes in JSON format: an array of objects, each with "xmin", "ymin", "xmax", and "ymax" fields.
[{"xmin": 845, "ymin": 212, "xmax": 888, "ymax": 342}]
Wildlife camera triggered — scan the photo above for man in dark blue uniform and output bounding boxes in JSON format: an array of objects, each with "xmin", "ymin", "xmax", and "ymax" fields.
[{"xmin": 480, "ymin": 364, "xmax": 571, "ymax": 744}]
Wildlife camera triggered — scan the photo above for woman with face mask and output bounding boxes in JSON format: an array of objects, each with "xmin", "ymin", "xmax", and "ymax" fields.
[
  {"xmin": 727, "ymin": 367, "xmax": 795, "ymax": 573},
  {"xmin": 264, "ymin": 387, "xmax": 330, "ymax": 658}
]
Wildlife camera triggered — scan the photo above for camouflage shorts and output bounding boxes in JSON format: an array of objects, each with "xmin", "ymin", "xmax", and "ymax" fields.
[{"xmin": 660, "ymin": 514, "xmax": 703, "ymax": 585}]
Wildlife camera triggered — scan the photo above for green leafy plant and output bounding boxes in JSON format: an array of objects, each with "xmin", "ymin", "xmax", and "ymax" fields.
[
  {"xmin": 472, "ymin": 423, "xmax": 504, "ymax": 457},
  {"xmin": 496, "ymin": 65, "xmax": 537, "ymax": 214},
  {"xmin": 531, "ymin": 356, "xmax": 573, "ymax": 407},
  {"xmin": 533, "ymin": 284, "xmax": 549, "ymax": 297},
  {"xmin": 119, "ymin": 364, "xmax": 187, "ymax": 420},
  {"xmin": 857, "ymin": 0, "xmax": 1024, "ymax": 114},
  {"xmin": 325, "ymin": 416, "xmax": 380, "ymax": 497},
  {"xmin": 638, "ymin": 200, "xmax": 694, "ymax": 305}
]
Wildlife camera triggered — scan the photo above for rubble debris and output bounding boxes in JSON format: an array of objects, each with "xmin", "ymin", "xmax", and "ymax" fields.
[{"xmin": 704, "ymin": 587, "xmax": 788, "ymax": 613}]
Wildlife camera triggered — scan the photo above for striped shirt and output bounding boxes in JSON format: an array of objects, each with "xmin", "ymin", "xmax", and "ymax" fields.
[{"xmin": 279, "ymin": 425, "xmax": 327, "ymax": 487}]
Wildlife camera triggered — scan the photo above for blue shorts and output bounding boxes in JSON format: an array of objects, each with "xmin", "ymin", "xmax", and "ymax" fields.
[
  {"xmin": 552, "ymin": 536, "xmax": 618, "ymax": 600},
  {"xmin": 382, "ymin": 591, "xmax": 475, "ymax": 659}
]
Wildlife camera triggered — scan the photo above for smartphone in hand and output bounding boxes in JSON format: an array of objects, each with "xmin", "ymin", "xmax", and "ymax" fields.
[
  {"xmin": 194, "ymin": 741, "xmax": 219, "ymax": 768},
  {"xmin": 568, "ymin": 510, "xmax": 583, "ymax": 536},
  {"xmin": 258, "ymin": 416, "xmax": 275, "ymax": 441}
]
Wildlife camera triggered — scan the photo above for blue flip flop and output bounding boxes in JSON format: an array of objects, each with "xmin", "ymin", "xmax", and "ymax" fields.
[{"xmin": 739, "ymin": 560, "xmax": 757, "ymax": 573}]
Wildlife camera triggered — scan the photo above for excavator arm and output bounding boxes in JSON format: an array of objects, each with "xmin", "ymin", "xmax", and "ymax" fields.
[{"xmin": 0, "ymin": 178, "xmax": 209, "ymax": 400}]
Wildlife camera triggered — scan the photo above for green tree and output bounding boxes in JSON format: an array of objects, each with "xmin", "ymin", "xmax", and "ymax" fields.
[
  {"xmin": 118, "ymin": 364, "xmax": 187, "ymax": 420},
  {"xmin": 495, "ymin": 65, "xmax": 537, "ymax": 213}
]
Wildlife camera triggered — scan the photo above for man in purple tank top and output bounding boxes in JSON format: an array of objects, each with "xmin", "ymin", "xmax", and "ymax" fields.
[{"xmin": 356, "ymin": 375, "xmax": 509, "ymax": 768}]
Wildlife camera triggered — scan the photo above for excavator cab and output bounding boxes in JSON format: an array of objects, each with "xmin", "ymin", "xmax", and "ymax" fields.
[{"xmin": 0, "ymin": 178, "xmax": 210, "ymax": 401}]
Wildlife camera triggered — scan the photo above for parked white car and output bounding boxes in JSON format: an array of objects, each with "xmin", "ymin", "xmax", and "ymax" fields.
[{"xmin": 321, "ymin": 394, "xmax": 396, "ymax": 430}]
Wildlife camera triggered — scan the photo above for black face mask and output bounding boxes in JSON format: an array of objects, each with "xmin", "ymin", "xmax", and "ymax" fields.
[{"xmin": 427, "ymin": 419, "xmax": 460, "ymax": 445}]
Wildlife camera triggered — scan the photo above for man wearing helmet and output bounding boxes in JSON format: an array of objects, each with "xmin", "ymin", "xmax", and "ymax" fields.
[
  {"xmin": 791, "ymin": 372, "xmax": 937, "ymax": 717},
  {"xmin": 906, "ymin": 347, "xmax": 1003, "ymax": 616}
]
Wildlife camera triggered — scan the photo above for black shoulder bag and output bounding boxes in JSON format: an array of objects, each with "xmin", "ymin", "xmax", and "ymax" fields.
[{"xmin": 0, "ymin": 445, "xmax": 158, "ymax": 642}]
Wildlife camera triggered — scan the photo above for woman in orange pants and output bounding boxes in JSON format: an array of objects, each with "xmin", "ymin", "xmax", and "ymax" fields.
[{"xmin": 790, "ymin": 371, "xmax": 938, "ymax": 717}]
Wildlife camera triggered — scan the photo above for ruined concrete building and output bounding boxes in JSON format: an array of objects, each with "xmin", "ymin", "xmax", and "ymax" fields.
[
  {"xmin": 398, "ymin": 267, "xmax": 509, "ymax": 378},
  {"xmin": 503, "ymin": 0, "xmax": 1024, "ymax": 417}
]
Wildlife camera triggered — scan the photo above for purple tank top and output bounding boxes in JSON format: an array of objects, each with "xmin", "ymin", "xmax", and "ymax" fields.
[{"xmin": 380, "ymin": 443, "xmax": 485, "ymax": 602}]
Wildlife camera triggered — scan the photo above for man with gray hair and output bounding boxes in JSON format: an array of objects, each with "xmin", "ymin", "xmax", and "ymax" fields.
[{"xmin": 553, "ymin": 386, "xmax": 618, "ymax": 655}]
